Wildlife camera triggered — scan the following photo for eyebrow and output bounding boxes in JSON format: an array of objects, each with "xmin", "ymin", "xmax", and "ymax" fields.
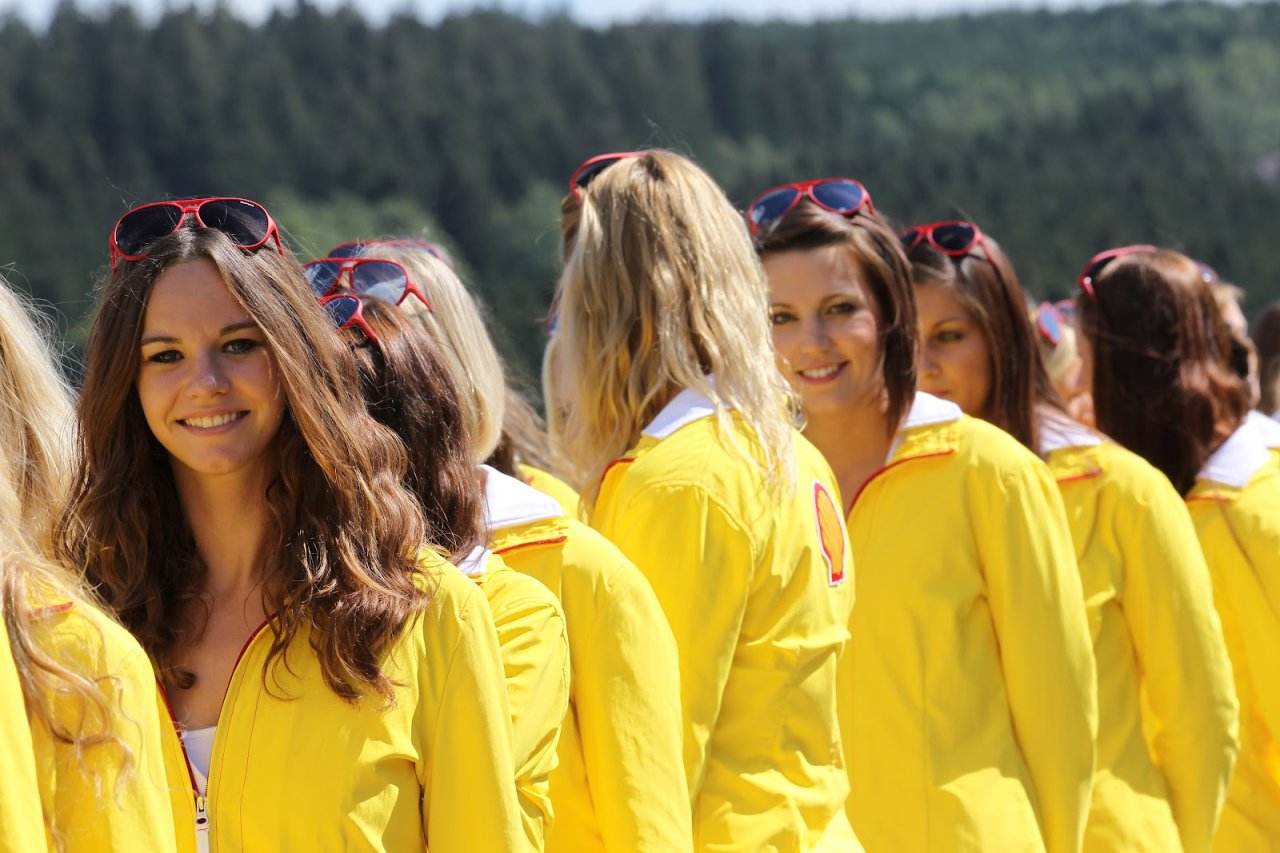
[{"xmin": 140, "ymin": 319, "xmax": 258, "ymax": 347}]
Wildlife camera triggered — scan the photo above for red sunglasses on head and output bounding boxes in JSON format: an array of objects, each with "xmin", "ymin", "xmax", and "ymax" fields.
[
  {"xmin": 747, "ymin": 178, "xmax": 874, "ymax": 236},
  {"xmin": 899, "ymin": 220, "xmax": 1009, "ymax": 288},
  {"xmin": 1035, "ymin": 302, "xmax": 1066, "ymax": 348},
  {"xmin": 109, "ymin": 197, "xmax": 283, "ymax": 271},
  {"xmin": 568, "ymin": 151, "xmax": 647, "ymax": 199},
  {"xmin": 1077, "ymin": 244, "xmax": 1158, "ymax": 298},
  {"xmin": 325, "ymin": 239, "xmax": 442, "ymax": 262},
  {"xmin": 319, "ymin": 293, "xmax": 378, "ymax": 344},
  {"xmin": 303, "ymin": 257, "xmax": 432, "ymax": 312}
]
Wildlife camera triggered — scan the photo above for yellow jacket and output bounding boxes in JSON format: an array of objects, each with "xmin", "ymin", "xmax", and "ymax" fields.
[
  {"xmin": 484, "ymin": 465, "xmax": 690, "ymax": 853},
  {"xmin": 0, "ymin": 616, "xmax": 48, "ymax": 852},
  {"xmin": 27, "ymin": 595, "xmax": 177, "ymax": 852},
  {"xmin": 158, "ymin": 556, "xmax": 524, "ymax": 852},
  {"xmin": 842, "ymin": 393, "xmax": 1097, "ymax": 853},
  {"xmin": 518, "ymin": 464, "xmax": 582, "ymax": 521},
  {"xmin": 468, "ymin": 476, "xmax": 572, "ymax": 852},
  {"xmin": 1185, "ymin": 419, "xmax": 1280, "ymax": 851},
  {"xmin": 590, "ymin": 386, "xmax": 860, "ymax": 853},
  {"xmin": 1042, "ymin": 417, "xmax": 1239, "ymax": 853}
]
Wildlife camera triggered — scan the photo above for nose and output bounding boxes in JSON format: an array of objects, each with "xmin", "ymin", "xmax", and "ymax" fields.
[
  {"xmin": 187, "ymin": 351, "xmax": 230, "ymax": 397},
  {"xmin": 918, "ymin": 340, "xmax": 940, "ymax": 378},
  {"xmin": 799, "ymin": 316, "xmax": 833, "ymax": 354}
]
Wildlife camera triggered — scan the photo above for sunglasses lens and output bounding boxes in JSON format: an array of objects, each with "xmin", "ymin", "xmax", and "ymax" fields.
[
  {"xmin": 198, "ymin": 200, "xmax": 271, "ymax": 248},
  {"xmin": 811, "ymin": 180, "xmax": 865, "ymax": 214},
  {"xmin": 1038, "ymin": 305, "xmax": 1063, "ymax": 347},
  {"xmin": 322, "ymin": 295, "xmax": 360, "ymax": 330},
  {"xmin": 326, "ymin": 241, "xmax": 364, "ymax": 259},
  {"xmin": 303, "ymin": 260, "xmax": 343, "ymax": 297},
  {"xmin": 573, "ymin": 156, "xmax": 625, "ymax": 191},
  {"xmin": 749, "ymin": 188, "xmax": 801, "ymax": 230},
  {"xmin": 899, "ymin": 228, "xmax": 922, "ymax": 250},
  {"xmin": 350, "ymin": 261, "xmax": 409, "ymax": 303},
  {"xmin": 114, "ymin": 205, "xmax": 186, "ymax": 258},
  {"xmin": 933, "ymin": 223, "xmax": 978, "ymax": 253}
]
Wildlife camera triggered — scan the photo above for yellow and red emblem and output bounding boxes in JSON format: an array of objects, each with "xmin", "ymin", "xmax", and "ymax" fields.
[{"xmin": 813, "ymin": 481, "xmax": 846, "ymax": 586}]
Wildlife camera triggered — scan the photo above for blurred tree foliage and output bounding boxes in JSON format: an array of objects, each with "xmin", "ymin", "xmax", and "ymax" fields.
[{"xmin": 1, "ymin": 0, "xmax": 1278, "ymax": 379}]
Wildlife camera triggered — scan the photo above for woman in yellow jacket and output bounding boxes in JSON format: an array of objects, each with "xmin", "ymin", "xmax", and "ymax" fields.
[
  {"xmin": 555, "ymin": 150, "xmax": 859, "ymax": 852},
  {"xmin": 900, "ymin": 223, "xmax": 1239, "ymax": 852},
  {"xmin": 1075, "ymin": 246, "xmax": 1280, "ymax": 851},
  {"xmin": 752, "ymin": 182, "xmax": 1097, "ymax": 852},
  {"xmin": 0, "ymin": 274, "xmax": 176, "ymax": 853},
  {"xmin": 362, "ymin": 245, "xmax": 691, "ymax": 853},
  {"xmin": 58, "ymin": 203, "xmax": 523, "ymax": 852}
]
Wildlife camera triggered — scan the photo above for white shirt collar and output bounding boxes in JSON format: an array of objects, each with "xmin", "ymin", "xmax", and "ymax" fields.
[
  {"xmin": 887, "ymin": 392, "xmax": 962, "ymax": 462},
  {"xmin": 1038, "ymin": 414, "xmax": 1102, "ymax": 455},
  {"xmin": 1199, "ymin": 418, "xmax": 1273, "ymax": 489},
  {"xmin": 641, "ymin": 384, "xmax": 720, "ymax": 440},
  {"xmin": 481, "ymin": 464, "xmax": 564, "ymax": 532},
  {"xmin": 455, "ymin": 545, "xmax": 491, "ymax": 578},
  {"xmin": 1246, "ymin": 410, "xmax": 1280, "ymax": 450}
]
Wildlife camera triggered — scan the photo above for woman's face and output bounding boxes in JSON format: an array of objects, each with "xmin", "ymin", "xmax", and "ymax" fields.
[
  {"xmin": 135, "ymin": 258, "xmax": 286, "ymax": 484},
  {"xmin": 764, "ymin": 246, "xmax": 884, "ymax": 419},
  {"xmin": 915, "ymin": 279, "xmax": 993, "ymax": 418}
]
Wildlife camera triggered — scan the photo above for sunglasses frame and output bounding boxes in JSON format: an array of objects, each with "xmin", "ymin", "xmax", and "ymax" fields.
[
  {"xmin": 1035, "ymin": 302, "xmax": 1065, "ymax": 348},
  {"xmin": 746, "ymin": 178, "xmax": 875, "ymax": 236},
  {"xmin": 1077, "ymin": 244, "xmax": 1158, "ymax": 298},
  {"xmin": 319, "ymin": 293, "xmax": 379, "ymax": 344},
  {"xmin": 109, "ymin": 197, "xmax": 282, "ymax": 271},
  {"xmin": 899, "ymin": 219, "xmax": 1013, "ymax": 292},
  {"xmin": 304, "ymin": 257, "xmax": 432, "ymax": 312},
  {"xmin": 325, "ymin": 239, "xmax": 442, "ymax": 261},
  {"xmin": 568, "ymin": 151, "xmax": 647, "ymax": 199}
]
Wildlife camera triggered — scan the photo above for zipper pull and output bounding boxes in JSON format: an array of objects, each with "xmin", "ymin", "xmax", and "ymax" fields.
[{"xmin": 195, "ymin": 795, "xmax": 210, "ymax": 853}]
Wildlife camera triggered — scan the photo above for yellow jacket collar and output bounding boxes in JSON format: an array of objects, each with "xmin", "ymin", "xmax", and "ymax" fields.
[
  {"xmin": 641, "ymin": 383, "xmax": 719, "ymax": 440},
  {"xmin": 482, "ymin": 464, "xmax": 565, "ymax": 530},
  {"xmin": 1198, "ymin": 419, "xmax": 1272, "ymax": 489},
  {"xmin": 887, "ymin": 392, "xmax": 962, "ymax": 462},
  {"xmin": 1245, "ymin": 410, "xmax": 1280, "ymax": 450}
]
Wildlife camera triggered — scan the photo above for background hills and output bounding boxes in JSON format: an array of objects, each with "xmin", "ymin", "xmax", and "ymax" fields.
[{"xmin": 2, "ymin": 0, "xmax": 1277, "ymax": 381}]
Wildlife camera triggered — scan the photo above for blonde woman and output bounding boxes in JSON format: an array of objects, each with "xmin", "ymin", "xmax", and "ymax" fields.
[
  {"xmin": 0, "ymin": 277, "xmax": 175, "ymax": 851},
  {"xmin": 555, "ymin": 150, "xmax": 859, "ymax": 852},
  {"xmin": 356, "ymin": 245, "xmax": 691, "ymax": 853}
]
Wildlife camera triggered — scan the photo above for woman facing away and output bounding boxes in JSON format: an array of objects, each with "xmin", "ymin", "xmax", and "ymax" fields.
[
  {"xmin": 1073, "ymin": 246, "xmax": 1280, "ymax": 851},
  {"xmin": 0, "ymin": 274, "xmax": 175, "ymax": 852},
  {"xmin": 904, "ymin": 222, "xmax": 1239, "ymax": 852},
  {"xmin": 752, "ymin": 181, "xmax": 1096, "ymax": 853},
  {"xmin": 554, "ymin": 150, "xmax": 859, "ymax": 852},
  {"xmin": 319, "ymin": 286, "xmax": 571, "ymax": 852},
  {"xmin": 56, "ymin": 198, "xmax": 523, "ymax": 852},
  {"xmin": 343, "ymin": 243, "xmax": 691, "ymax": 853}
]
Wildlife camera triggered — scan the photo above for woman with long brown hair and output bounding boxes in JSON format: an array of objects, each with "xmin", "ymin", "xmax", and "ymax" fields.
[
  {"xmin": 57, "ymin": 199, "xmax": 522, "ymax": 851},
  {"xmin": 905, "ymin": 226, "xmax": 1239, "ymax": 852},
  {"xmin": 1074, "ymin": 246, "xmax": 1280, "ymax": 851},
  {"xmin": 753, "ymin": 184, "xmax": 1095, "ymax": 853}
]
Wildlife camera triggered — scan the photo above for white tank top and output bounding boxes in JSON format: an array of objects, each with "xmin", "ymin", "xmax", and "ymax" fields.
[{"xmin": 179, "ymin": 726, "xmax": 215, "ymax": 795}]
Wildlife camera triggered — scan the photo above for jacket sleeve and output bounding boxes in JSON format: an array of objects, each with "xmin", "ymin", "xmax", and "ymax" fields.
[
  {"xmin": 576, "ymin": 549, "xmax": 692, "ymax": 852},
  {"xmin": 487, "ymin": 570, "xmax": 571, "ymax": 851},
  {"xmin": 0, "ymin": 621, "xmax": 47, "ymax": 853},
  {"xmin": 978, "ymin": 461, "xmax": 1098, "ymax": 853},
  {"xmin": 595, "ymin": 481, "xmax": 751, "ymax": 811},
  {"xmin": 422, "ymin": 581, "xmax": 525, "ymax": 853},
  {"xmin": 1121, "ymin": 484, "xmax": 1239, "ymax": 853}
]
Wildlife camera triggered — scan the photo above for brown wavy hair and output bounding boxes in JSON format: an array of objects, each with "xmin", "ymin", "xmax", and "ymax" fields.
[
  {"xmin": 753, "ymin": 198, "xmax": 918, "ymax": 435},
  {"xmin": 905, "ymin": 228, "xmax": 1060, "ymax": 450},
  {"xmin": 348, "ymin": 297, "xmax": 486, "ymax": 561},
  {"xmin": 56, "ymin": 228, "xmax": 430, "ymax": 704},
  {"xmin": 1075, "ymin": 248, "xmax": 1248, "ymax": 494}
]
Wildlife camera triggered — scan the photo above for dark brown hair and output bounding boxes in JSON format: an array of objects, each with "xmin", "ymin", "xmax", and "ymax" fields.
[
  {"xmin": 1252, "ymin": 302, "xmax": 1280, "ymax": 413},
  {"xmin": 349, "ymin": 297, "xmax": 486, "ymax": 561},
  {"xmin": 906, "ymin": 230, "xmax": 1060, "ymax": 451},
  {"xmin": 753, "ymin": 200, "xmax": 918, "ymax": 434},
  {"xmin": 1075, "ymin": 248, "xmax": 1248, "ymax": 494},
  {"xmin": 57, "ymin": 227, "xmax": 430, "ymax": 704}
]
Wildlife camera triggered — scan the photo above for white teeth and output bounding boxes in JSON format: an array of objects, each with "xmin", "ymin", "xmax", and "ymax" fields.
[
  {"xmin": 183, "ymin": 412, "xmax": 242, "ymax": 429},
  {"xmin": 800, "ymin": 365, "xmax": 840, "ymax": 379}
]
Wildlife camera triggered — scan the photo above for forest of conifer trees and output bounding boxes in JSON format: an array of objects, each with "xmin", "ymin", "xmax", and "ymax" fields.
[{"xmin": 1, "ymin": 0, "xmax": 1277, "ymax": 377}]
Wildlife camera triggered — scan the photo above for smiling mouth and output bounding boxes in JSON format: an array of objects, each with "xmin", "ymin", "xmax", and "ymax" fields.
[
  {"xmin": 797, "ymin": 363, "xmax": 845, "ymax": 381},
  {"xmin": 180, "ymin": 411, "xmax": 247, "ymax": 429}
]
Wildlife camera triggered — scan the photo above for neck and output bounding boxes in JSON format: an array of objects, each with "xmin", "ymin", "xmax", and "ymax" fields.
[
  {"xmin": 802, "ymin": 400, "xmax": 896, "ymax": 508},
  {"xmin": 172, "ymin": 465, "xmax": 274, "ymax": 598}
]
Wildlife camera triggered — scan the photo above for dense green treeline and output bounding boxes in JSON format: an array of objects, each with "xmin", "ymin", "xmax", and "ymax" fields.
[{"xmin": 1, "ymin": 1, "xmax": 1278, "ymax": 377}]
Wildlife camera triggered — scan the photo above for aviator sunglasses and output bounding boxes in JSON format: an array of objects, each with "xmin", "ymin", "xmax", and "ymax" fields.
[
  {"xmin": 568, "ymin": 151, "xmax": 647, "ymax": 199},
  {"xmin": 109, "ymin": 197, "xmax": 282, "ymax": 271},
  {"xmin": 747, "ymin": 179, "xmax": 875, "ymax": 236},
  {"xmin": 304, "ymin": 257, "xmax": 432, "ymax": 312},
  {"xmin": 324, "ymin": 239, "xmax": 443, "ymax": 261},
  {"xmin": 1077, "ymin": 244, "xmax": 1158, "ymax": 298},
  {"xmin": 320, "ymin": 293, "xmax": 378, "ymax": 344},
  {"xmin": 1035, "ymin": 302, "xmax": 1066, "ymax": 348},
  {"xmin": 899, "ymin": 220, "xmax": 1008, "ymax": 287}
]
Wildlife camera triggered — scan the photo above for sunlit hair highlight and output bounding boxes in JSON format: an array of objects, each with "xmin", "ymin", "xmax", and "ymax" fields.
[
  {"xmin": 57, "ymin": 228, "xmax": 429, "ymax": 705},
  {"xmin": 555, "ymin": 149, "xmax": 797, "ymax": 508},
  {"xmin": 1075, "ymin": 248, "xmax": 1248, "ymax": 494}
]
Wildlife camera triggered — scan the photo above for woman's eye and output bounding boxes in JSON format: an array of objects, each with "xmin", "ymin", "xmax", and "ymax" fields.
[
  {"xmin": 936, "ymin": 330, "xmax": 964, "ymax": 343},
  {"xmin": 769, "ymin": 311, "xmax": 797, "ymax": 326},
  {"xmin": 827, "ymin": 302, "xmax": 857, "ymax": 316},
  {"xmin": 145, "ymin": 349, "xmax": 181, "ymax": 364},
  {"xmin": 225, "ymin": 338, "xmax": 261, "ymax": 355}
]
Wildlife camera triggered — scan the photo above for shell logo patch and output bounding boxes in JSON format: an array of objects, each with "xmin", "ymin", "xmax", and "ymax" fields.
[{"xmin": 814, "ymin": 481, "xmax": 846, "ymax": 587}]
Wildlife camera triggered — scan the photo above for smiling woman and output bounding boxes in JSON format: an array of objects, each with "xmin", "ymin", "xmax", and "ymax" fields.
[{"xmin": 56, "ymin": 206, "xmax": 523, "ymax": 852}]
